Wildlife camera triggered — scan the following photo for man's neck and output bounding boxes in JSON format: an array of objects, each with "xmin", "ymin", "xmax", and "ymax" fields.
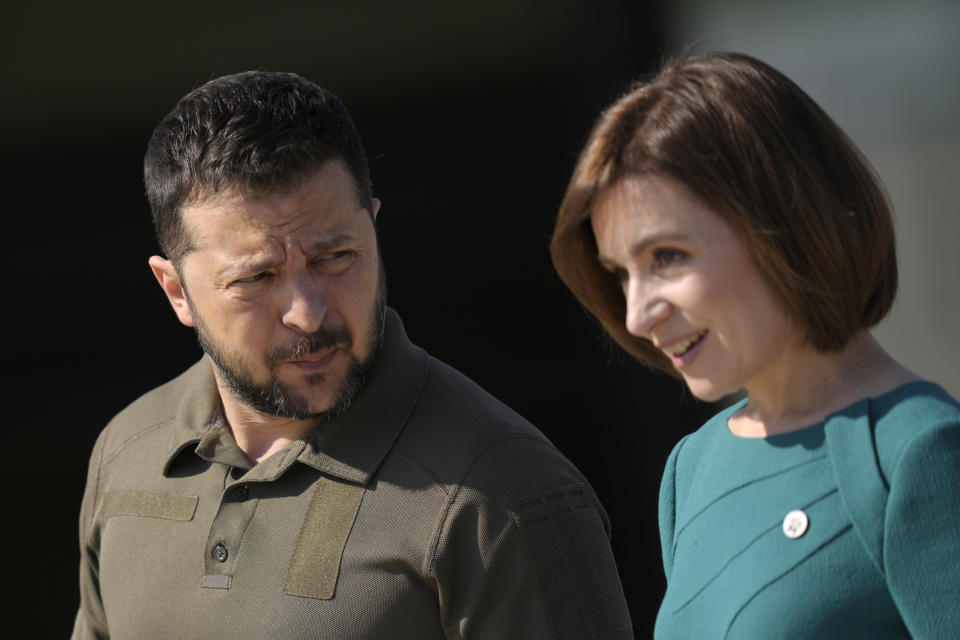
[{"xmin": 212, "ymin": 376, "xmax": 319, "ymax": 466}]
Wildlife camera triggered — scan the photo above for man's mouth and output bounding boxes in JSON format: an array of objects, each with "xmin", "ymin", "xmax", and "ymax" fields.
[
  {"xmin": 271, "ymin": 325, "xmax": 353, "ymax": 365},
  {"xmin": 286, "ymin": 347, "xmax": 339, "ymax": 371}
]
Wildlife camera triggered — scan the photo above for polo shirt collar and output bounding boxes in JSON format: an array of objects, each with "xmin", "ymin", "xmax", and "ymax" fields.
[
  {"xmin": 163, "ymin": 359, "xmax": 222, "ymax": 474},
  {"xmin": 296, "ymin": 309, "xmax": 429, "ymax": 484},
  {"xmin": 162, "ymin": 308, "xmax": 429, "ymax": 486}
]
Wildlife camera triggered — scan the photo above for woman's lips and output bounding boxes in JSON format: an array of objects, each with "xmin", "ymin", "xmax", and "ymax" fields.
[{"xmin": 663, "ymin": 330, "xmax": 707, "ymax": 369}]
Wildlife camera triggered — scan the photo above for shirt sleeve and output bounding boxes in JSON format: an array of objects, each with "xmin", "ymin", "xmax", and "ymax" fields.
[
  {"xmin": 72, "ymin": 432, "xmax": 110, "ymax": 640},
  {"xmin": 657, "ymin": 434, "xmax": 690, "ymax": 583},
  {"xmin": 884, "ymin": 417, "xmax": 960, "ymax": 638},
  {"xmin": 432, "ymin": 482, "xmax": 633, "ymax": 639}
]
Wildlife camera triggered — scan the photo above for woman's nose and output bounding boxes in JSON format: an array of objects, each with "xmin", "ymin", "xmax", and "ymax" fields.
[{"xmin": 624, "ymin": 277, "xmax": 670, "ymax": 339}]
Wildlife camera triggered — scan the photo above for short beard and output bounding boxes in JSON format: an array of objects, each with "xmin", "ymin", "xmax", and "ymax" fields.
[{"xmin": 190, "ymin": 278, "xmax": 387, "ymax": 423}]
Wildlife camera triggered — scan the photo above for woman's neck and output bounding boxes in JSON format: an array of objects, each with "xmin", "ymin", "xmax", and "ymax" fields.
[{"xmin": 728, "ymin": 332, "xmax": 919, "ymax": 438}]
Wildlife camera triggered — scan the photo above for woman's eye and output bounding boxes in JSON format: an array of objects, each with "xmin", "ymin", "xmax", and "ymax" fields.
[{"xmin": 652, "ymin": 248, "xmax": 687, "ymax": 269}]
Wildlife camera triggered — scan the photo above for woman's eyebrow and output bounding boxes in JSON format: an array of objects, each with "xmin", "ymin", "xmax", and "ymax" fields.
[
  {"xmin": 627, "ymin": 231, "xmax": 688, "ymax": 259},
  {"xmin": 598, "ymin": 231, "xmax": 689, "ymax": 265}
]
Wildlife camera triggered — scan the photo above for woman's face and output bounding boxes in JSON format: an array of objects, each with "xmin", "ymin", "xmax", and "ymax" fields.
[{"xmin": 590, "ymin": 173, "xmax": 801, "ymax": 402}]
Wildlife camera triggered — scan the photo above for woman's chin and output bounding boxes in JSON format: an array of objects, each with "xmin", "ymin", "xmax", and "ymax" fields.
[{"xmin": 683, "ymin": 377, "xmax": 740, "ymax": 403}]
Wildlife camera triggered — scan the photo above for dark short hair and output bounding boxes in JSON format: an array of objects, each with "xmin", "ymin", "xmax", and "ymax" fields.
[
  {"xmin": 550, "ymin": 52, "xmax": 897, "ymax": 374},
  {"xmin": 144, "ymin": 71, "xmax": 372, "ymax": 265}
]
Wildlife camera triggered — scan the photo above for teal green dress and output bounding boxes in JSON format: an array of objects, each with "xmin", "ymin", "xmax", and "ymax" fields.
[{"xmin": 656, "ymin": 382, "xmax": 960, "ymax": 638}]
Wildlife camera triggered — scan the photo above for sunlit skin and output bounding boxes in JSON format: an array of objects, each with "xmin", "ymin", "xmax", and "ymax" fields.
[
  {"xmin": 591, "ymin": 173, "xmax": 917, "ymax": 437},
  {"xmin": 149, "ymin": 160, "xmax": 383, "ymax": 462}
]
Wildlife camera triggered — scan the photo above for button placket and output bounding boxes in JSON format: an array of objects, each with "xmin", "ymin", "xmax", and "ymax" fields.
[
  {"xmin": 203, "ymin": 483, "xmax": 259, "ymax": 577},
  {"xmin": 202, "ymin": 443, "xmax": 304, "ymax": 586}
]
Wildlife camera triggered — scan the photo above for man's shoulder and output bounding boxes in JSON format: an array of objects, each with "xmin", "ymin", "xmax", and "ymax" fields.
[
  {"xmin": 391, "ymin": 354, "xmax": 591, "ymax": 508},
  {"xmin": 98, "ymin": 360, "xmax": 209, "ymax": 449}
]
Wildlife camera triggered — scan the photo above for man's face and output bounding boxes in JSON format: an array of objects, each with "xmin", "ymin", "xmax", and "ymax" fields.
[{"xmin": 153, "ymin": 160, "xmax": 384, "ymax": 421}]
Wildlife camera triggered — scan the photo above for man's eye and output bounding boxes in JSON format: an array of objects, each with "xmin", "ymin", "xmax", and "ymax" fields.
[
  {"xmin": 652, "ymin": 248, "xmax": 687, "ymax": 269},
  {"xmin": 314, "ymin": 250, "xmax": 357, "ymax": 271},
  {"xmin": 235, "ymin": 272, "xmax": 269, "ymax": 285}
]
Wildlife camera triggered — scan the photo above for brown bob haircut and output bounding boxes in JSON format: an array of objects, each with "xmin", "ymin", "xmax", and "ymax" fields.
[{"xmin": 550, "ymin": 52, "xmax": 897, "ymax": 374}]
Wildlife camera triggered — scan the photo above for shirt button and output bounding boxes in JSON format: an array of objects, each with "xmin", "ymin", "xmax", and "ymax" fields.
[
  {"xmin": 782, "ymin": 509, "xmax": 809, "ymax": 539},
  {"xmin": 233, "ymin": 485, "xmax": 250, "ymax": 501},
  {"xmin": 212, "ymin": 543, "xmax": 228, "ymax": 562}
]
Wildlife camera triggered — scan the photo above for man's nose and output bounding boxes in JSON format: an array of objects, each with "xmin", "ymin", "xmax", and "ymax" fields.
[
  {"xmin": 281, "ymin": 274, "xmax": 328, "ymax": 335},
  {"xmin": 624, "ymin": 277, "xmax": 670, "ymax": 339}
]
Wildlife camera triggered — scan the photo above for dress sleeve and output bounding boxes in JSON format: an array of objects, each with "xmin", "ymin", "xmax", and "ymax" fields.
[
  {"xmin": 884, "ymin": 417, "xmax": 960, "ymax": 638},
  {"xmin": 432, "ymin": 483, "xmax": 634, "ymax": 639},
  {"xmin": 658, "ymin": 435, "xmax": 689, "ymax": 582},
  {"xmin": 71, "ymin": 432, "xmax": 110, "ymax": 640}
]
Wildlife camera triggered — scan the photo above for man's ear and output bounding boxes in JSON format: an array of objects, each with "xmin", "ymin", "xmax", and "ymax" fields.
[
  {"xmin": 371, "ymin": 197, "xmax": 381, "ymax": 220},
  {"xmin": 148, "ymin": 256, "xmax": 195, "ymax": 327}
]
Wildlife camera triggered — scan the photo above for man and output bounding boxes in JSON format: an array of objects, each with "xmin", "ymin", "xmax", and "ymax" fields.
[{"xmin": 73, "ymin": 71, "xmax": 633, "ymax": 639}]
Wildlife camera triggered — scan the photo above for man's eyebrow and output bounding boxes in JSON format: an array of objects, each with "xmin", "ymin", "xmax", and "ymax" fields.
[
  {"xmin": 219, "ymin": 233, "xmax": 359, "ymax": 280},
  {"xmin": 306, "ymin": 234, "xmax": 354, "ymax": 253},
  {"xmin": 223, "ymin": 255, "xmax": 281, "ymax": 278}
]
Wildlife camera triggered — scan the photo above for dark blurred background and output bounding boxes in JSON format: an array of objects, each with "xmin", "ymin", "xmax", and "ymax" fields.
[
  {"xmin": 17, "ymin": 0, "xmax": 959, "ymax": 637},
  {"xmin": 5, "ymin": 1, "xmax": 723, "ymax": 636}
]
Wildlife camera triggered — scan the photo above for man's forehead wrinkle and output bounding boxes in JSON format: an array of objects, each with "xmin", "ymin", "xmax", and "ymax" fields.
[
  {"xmin": 194, "ymin": 219, "xmax": 360, "ymax": 281},
  {"xmin": 180, "ymin": 164, "xmax": 372, "ymax": 278},
  {"xmin": 232, "ymin": 241, "xmax": 285, "ymax": 268},
  {"xmin": 233, "ymin": 190, "xmax": 355, "ymax": 238}
]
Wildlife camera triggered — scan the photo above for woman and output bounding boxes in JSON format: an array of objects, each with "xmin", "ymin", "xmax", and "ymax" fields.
[{"xmin": 551, "ymin": 52, "xmax": 960, "ymax": 638}]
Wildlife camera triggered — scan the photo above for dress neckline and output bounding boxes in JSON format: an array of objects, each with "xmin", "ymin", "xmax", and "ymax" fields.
[{"xmin": 723, "ymin": 379, "xmax": 943, "ymax": 442}]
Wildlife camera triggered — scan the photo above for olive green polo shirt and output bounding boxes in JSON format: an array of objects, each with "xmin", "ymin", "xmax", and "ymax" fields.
[{"xmin": 73, "ymin": 310, "xmax": 633, "ymax": 639}]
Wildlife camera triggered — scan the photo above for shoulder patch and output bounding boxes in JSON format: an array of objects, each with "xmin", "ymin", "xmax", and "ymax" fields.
[{"xmin": 517, "ymin": 486, "xmax": 633, "ymax": 639}]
